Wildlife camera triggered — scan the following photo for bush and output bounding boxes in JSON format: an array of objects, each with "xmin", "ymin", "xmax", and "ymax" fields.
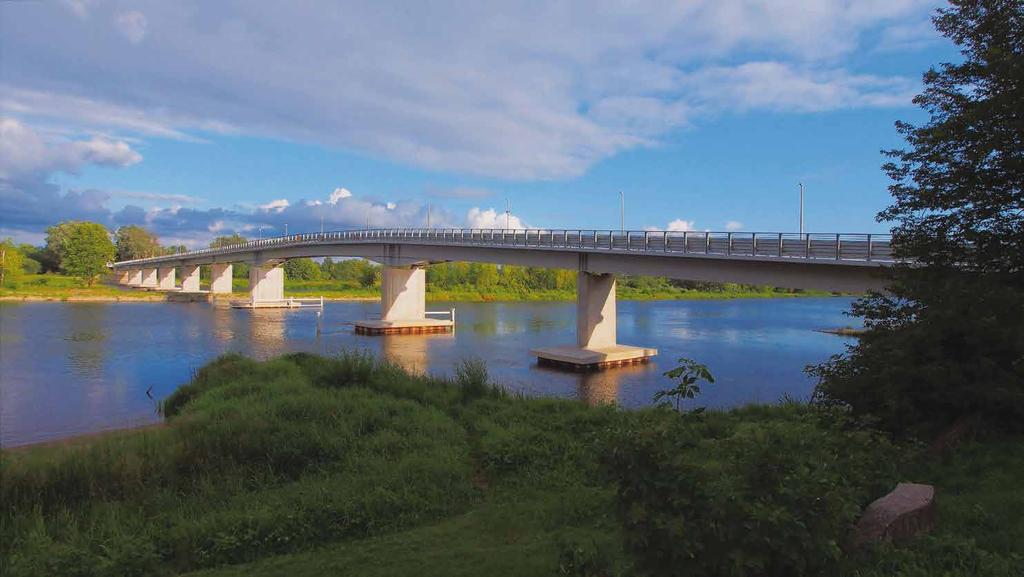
[{"xmin": 604, "ymin": 407, "xmax": 901, "ymax": 577}]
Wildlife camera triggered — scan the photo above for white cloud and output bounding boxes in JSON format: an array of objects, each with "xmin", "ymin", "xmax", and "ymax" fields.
[
  {"xmin": 386, "ymin": 202, "xmax": 396, "ymax": 210},
  {"xmin": 259, "ymin": 199, "xmax": 290, "ymax": 212},
  {"xmin": 1, "ymin": 1, "xmax": 933, "ymax": 180},
  {"xmin": 686, "ymin": 62, "xmax": 917, "ymax": 113},
  {"xmin": 114, "ymin": 11, "xmax": 148, "ymax": 44},
  {"xmin": 329, "ymin": 187, "xmax": 352, "ymax": 204},
  {"xmin": 466, "ymin": 207, "xmax": 528, "ymax": 229},
  {"xmin": 666, "ymin": 219, "xmax": 697, "ymax": 232},
  {"xmin": 725, "ymin": 220, "xmax": 744, "ymax": 231},
  {"xmin": 109, "ymin": 190, "xmax": 202, "ymax": 204},
  {"xmin": 0, "ymin": 117, "xmax": 141, "ymax": 179}
]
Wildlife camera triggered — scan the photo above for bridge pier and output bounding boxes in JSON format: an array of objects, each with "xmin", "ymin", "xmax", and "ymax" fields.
[
  {"xmin": 532, "ymin": 272, "xmax": 656, "ymax": 370},
  {"xmin": 125, "ymin": 269, "xmax": 142, "ymax": 286},
  {"xmin": 117, "ymin": 270, "xmax": 132, "ymax": 285},
  {"xmin": 248, "ymin": 263, "xmax": 284, "ymax": 305},
  {"xmin": 140, "ymin": 268, "xmax": 158, "ymax": 288},
  {"xmin": 210, "ymin": 263, "xmax": 233, "ymax": 294},
  {"xmin": 157, "ymin": 267, "xmax": 176, "ymax": 290},
  {"xmin": 354, "ymin": 265, "xmax": 453, "ymax": 335},
  {"xmin": 180, "ymin": 265, "xmax": 201, "ymax": 292}
]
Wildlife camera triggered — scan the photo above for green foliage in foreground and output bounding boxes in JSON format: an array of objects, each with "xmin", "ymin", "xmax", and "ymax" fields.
[{"xmin": 1, "ymin": 355, "xmax": 1020, "ymax": 577}]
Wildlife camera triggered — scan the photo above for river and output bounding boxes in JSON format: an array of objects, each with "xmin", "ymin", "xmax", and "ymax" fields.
[{"xmin": 0, "ymin": 298, "xmax": 859, "ymax": 447}]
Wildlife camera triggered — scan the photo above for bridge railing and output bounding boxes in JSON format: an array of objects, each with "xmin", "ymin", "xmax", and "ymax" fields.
[{"xmin": 113, "ymin": 229, "xmax": 894, "ymax": 267}]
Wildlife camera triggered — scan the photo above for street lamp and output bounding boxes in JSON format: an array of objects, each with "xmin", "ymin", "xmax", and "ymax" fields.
[
  {"xmin": 798, "ymin": 183, "xmax": 805, "ymax": 235},
  {"xmin": 505, "ymin": 199, "xmax": 511, "ymax": 229},
  {"xmin": 618, "ymin": 191, "xmax": 624, "ymax": 232}
]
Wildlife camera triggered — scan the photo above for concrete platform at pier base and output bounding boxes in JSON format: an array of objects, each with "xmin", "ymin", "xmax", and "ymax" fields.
[
  {"xmin": 532, "ymin": 345, "xmax": 658, "ymax": 371},
  {"xmin": 167, "ymin": 291, "xmax": 212, "ymax": 303},
  {"xmin": 230, "ymin": 299, "xmax": 319, "ymax": 309},
  {"xmin": 354, "ymin": 319, "xmax": 454, "ymax": 335}
]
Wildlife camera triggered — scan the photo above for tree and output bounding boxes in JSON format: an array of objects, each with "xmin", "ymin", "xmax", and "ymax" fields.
[
  {"xmin": 812, "ymin": 0, "xmax": 1024, "ymax": 437},
  {"xmin": 283, "ymin": 258, "xmax": 321, "ymax": 281},
  {"xmin": 115, "ymin": 225, "xmax": 161, "ymax": 261},
  {"xmin": 55, "ymin": 222, "xmax": 116, "ymax": 284},
  {"xmin": 0, "ymin": 239, "xmax": 25, "ymax": 287},
  {"xmin": 209, "ymin": 234, "xmax": 247, "ymax": 249},
  {"xmin": 210, "ymin": 234, "xmax": 249, "ymax": 277}
]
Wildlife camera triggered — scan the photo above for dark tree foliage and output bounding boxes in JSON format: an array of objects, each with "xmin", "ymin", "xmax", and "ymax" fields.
[{"xmin": 813, "ymin": 0, "xmax": 1024, "ymax": 437}]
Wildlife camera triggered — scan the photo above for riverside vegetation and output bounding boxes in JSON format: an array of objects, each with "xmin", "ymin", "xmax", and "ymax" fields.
[{"xmin": 1, "ymin": 352, "xmax": 1020, "ymax": 577}]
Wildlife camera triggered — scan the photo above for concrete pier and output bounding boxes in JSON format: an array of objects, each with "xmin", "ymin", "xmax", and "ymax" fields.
[
  {"xmin": 210, "ymin": 263, "xmax": 233, "ymax": 294},
  {"xmin": 140, "ymin": 268, "xmax": 158, "ymax": 288},
  {"xmin": 157, "ymin": 267, "xmax": 176, "ymax": 290},
  {"xmin": 354, "ymin": 265, "xmax": 454, "ymax": 335},
  {"xmin": 532, "ymin": 272, "xmax": 656, "ymax": 370},
  {"xmin": 180, "ymin": 265, "xmax": 201, "ymax": 292},
  {"xmin": 249, "ymin": 263, "xmax": 284, "ymax": 303},
  {"xmin": 126, "ymin": 269, "xmax": 142, "ymax": 286}
]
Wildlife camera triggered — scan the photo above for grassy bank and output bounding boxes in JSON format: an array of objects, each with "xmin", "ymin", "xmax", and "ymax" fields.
[
  {"xmin": 0, "ymin": 274, "xmax": 168, "ymax": 301},
  {"xmin": 1, "ymin": 354, "xmax": 1018, "ymax": 576},
  {"xmin": 2, "ymin": 274, "xmax": 836, "ymax": 303}
]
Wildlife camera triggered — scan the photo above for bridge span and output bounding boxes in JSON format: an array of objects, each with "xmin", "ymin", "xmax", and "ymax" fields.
[{"xmin": 112, "ymin": 228, "xmax": 895, "ymax": 369}]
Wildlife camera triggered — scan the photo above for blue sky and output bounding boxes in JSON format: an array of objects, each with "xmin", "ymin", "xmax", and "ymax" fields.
[{"xmin": 1, "ymin": 1, "xmax": 957, "ymax": 246}]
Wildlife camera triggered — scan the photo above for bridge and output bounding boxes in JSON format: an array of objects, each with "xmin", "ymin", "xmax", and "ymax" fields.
[{"xmin": 111, "ymin": 228, "xmax": 895, "ymax": 369}]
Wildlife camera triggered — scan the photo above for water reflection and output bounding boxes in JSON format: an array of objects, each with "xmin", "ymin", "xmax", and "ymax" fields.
[{"xmin": 0, "ymin": 298, "xmax": 860, "ymax": 447}]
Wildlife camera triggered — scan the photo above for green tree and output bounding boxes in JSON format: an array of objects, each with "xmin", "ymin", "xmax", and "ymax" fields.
[
  {"xmin": 209, "ymin": 233, "xmax": 248, "ymax": 249},
  {"xmin": 56, "ymin": 222, "xmax": 116, "ymax": 284},
  {"xmin": 284, "ymin": 258, "xmax": 321, "ymax": 281},
  {"xmin": 812, "ymin": 0, "xmax": 1024, "ymax": 437},
  {"xmin": 210, "ymin": 234, "xmax": 249, "ymax": 277},
  {"xmin": 115, "ymin": 225, "xmax": 161, "ymax": 261},
  {"xmin": 0, "ymin": 239, "xmax": 25, "ymax": 287}
]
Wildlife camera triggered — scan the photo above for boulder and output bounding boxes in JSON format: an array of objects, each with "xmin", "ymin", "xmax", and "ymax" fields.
[{"xmin": 852, "ymin": 482, "xmax": 936, "ymax": 547}]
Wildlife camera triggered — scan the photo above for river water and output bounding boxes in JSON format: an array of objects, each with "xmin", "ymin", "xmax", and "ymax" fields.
[{"xmin": 0, "ymin": 298, "xmax": 858, "ymax": 447}]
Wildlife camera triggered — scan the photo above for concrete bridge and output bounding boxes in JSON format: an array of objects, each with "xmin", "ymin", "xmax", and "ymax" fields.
[{"xmin": 111, "ymin": 228, "xmax": 895, "ymax": 369}]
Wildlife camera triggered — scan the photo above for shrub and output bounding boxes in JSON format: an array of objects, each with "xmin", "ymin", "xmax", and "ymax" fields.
[{"xmin": 604, "ymin": 407, "xmax": 900, "ymax": 577}]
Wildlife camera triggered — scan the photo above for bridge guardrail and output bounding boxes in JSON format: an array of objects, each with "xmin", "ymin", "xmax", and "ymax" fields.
[{"xmin": 112, "ymin": 229, "xmax": 895, "ymax": 267}]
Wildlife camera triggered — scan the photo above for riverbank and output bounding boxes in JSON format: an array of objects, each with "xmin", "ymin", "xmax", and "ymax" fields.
[
  {"xmin": 2, "ymin": 274, "xmax": 836, "ymax": 303},
  {"xmin": 1, "ymin": 354, "xmax": 1018, "ymax": 577}
]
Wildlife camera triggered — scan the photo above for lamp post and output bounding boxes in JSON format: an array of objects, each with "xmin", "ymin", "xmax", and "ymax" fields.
[
  {"xmin": 505, "ymin": 199, "xmax": 511, "ymax": 229},
  {"xmin": 799, "ymin": 183, "xmax": 805, "ymax": 235},
  {"xmin": 618, "ymin": 191, "xmax": 624, "ymax": 232}
]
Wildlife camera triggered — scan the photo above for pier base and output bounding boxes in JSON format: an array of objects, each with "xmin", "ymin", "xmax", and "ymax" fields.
[
  {"xmin": 353, "ymin": 318, "xmax": 454, "ymax": 335},
  {"xmin": 532, "ymin": 272, "xmax": 656, "ymax": 370},
  {"xmin": 356, "ymin": 265, "xmax": 454, "ymax": 335}
]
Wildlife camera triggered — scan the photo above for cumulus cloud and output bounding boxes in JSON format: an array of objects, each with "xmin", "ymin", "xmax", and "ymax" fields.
[
  {"xmin": 666, "ymin": 219, "xmax": 697, "ymax": 232},
  {"xmin": 3, "ymin": 0, "xmax": 932, "ymax": 179},
  {"xmin": 114, "ymin": 10, "xmax": 148, "ymax": 44},
  {"xmin": 329, "ymin": 187, "xmax": 352, "ymax": 204},
  {"xmin": 259, "ymin": 199, "xmax": 290, "ymax": 212},
  {"xmin": 466, "ymin": 207, "xmax": 528, "ymax": 230},
  {"xmin": 0, "ymin": 117, "xmax": 141, "ymax": 179},
  {"xmin": 725, "ymin": 220, "xmax": 744, "ymax": 231}
]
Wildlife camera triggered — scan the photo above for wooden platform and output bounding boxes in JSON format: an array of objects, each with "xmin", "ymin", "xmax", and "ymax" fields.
[
  {"xmin": 353, "ymin": 319, "xmax": 455, "ymax": 335},
  {"xmin": 531, "ymin": 344, "xmax": 657, "ymax": 371}
]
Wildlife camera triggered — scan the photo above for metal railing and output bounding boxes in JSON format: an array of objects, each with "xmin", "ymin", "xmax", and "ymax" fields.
[{"xmin": 113, "ymin": 228, "xmax": 895, "ymax": 267}]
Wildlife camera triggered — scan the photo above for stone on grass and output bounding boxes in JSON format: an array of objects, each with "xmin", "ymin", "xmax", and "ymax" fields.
[{"xmin": 852, "ymin": 482, "xmax": 936, "ymax": 547}]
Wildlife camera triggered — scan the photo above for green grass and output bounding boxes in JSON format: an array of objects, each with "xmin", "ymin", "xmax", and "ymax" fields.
[
  {"xmin": 3, "ymin": 274, "xmax": 835, "ymax": 302},
  {"xmin": 0, "ymin": 274, "xmax": 165, "ymax": 300},
  {"xmin": 2, "ymin": 354, "xmax": 1018, "ymax": 577}
]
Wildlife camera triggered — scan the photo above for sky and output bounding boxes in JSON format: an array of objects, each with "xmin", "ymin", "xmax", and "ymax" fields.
[{"xmin": 1, "ymin": 0, "xmax": 959, "ymax": 247}]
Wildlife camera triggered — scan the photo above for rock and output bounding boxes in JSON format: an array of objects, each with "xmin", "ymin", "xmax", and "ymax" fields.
[{"xmin": 852, "ymin": 482, "xmax": 936, "ymax": 547}]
